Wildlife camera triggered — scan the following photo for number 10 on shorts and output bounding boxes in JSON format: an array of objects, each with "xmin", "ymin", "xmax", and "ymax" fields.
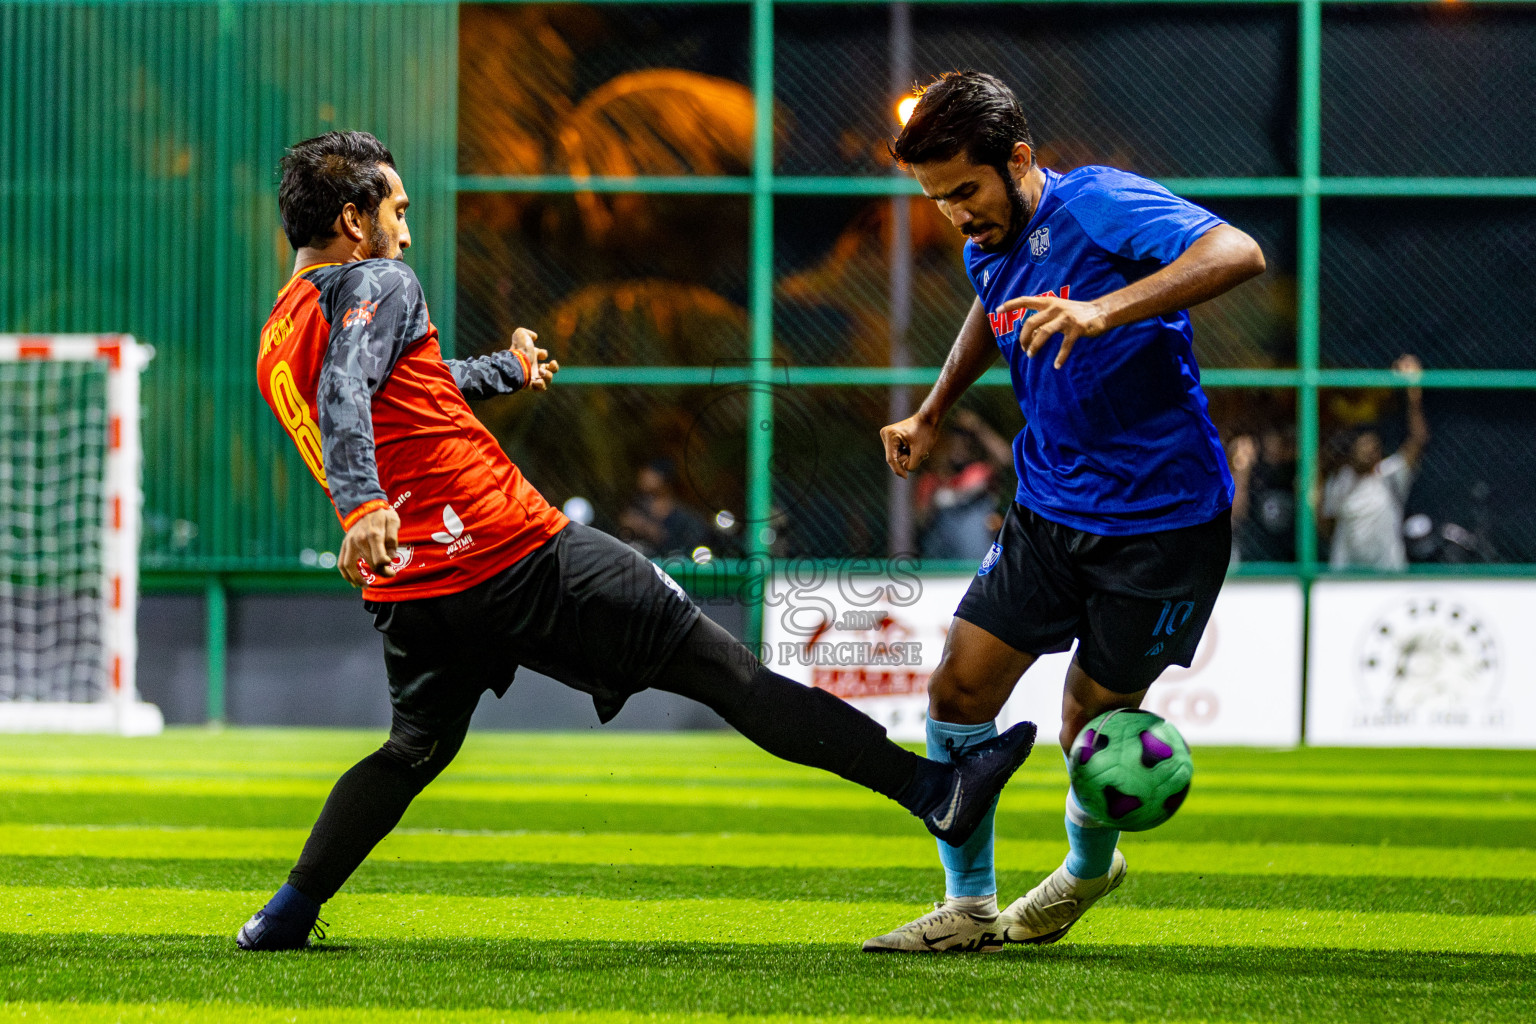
[{"xmin": 1153, "ymin": 600, "xmax": 1195, "ymax": 637}]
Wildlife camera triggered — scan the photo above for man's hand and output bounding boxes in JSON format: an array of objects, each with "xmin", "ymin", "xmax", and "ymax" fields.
[
  {"xmin": 510, "ymin": 327, "xmax": 560, "ymax": 391},
  {"xmin": 339, "ymin": 506, "xmax": 400, "ymax": 587},
  {"xmin": 1393, "ymin": 353, "xmax": 1423, "ymax": 388},
  {"xmin": 994, "ymin": 293, "xmax": 1109, "ymax": 369},
  {"xmin": 880, "ymin": 413, "xmax": 939, "ymax": 479}
]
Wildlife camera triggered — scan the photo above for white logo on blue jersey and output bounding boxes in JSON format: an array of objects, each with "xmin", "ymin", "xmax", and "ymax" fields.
[{"xmin": 1028, "ymin": 225, "xmax": 1051, "ymax": 263}]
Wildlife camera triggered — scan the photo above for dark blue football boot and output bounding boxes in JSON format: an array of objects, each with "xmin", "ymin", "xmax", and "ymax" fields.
[
  {"xmin": 923, "ymin": 721, "xmax": 1038, "ymax": 847},
  {"xmin": 236, "ymin": 883, "xmax": 325, "ymax": 951}
]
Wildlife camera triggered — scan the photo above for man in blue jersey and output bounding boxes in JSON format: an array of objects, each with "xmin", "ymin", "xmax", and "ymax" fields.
[{"xmin": 863, "ymin": 71, "xmax": 1266, "ymax": 953}]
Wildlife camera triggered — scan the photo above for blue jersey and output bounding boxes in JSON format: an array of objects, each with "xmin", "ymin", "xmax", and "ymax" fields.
[{"xmin": 965, "ymin": 165, "xmax": 1234, "ymax": 535}]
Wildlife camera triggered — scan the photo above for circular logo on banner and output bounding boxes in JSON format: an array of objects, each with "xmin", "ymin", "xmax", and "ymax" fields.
[{"xmin": 1354, "ymin": 597, "xmax": 1502, "ymax": 729}]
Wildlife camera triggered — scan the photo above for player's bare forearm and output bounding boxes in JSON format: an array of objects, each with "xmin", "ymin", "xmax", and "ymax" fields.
[
  {"xmin": 881, "ymin": 301, "xmax": 996, "ymax": 478},
  {"xmin": 917, "ymin": 300, "xmax": 998, "ymax": 426},
  {"xmin": 1095, "ymin": 225, "xmax": 1266, "ymax": 333}
]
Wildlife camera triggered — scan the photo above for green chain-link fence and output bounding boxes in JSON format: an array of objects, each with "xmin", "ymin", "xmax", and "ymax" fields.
[{"xmin": 4, "ymin": 1, "xmax": 1535, "ymax": 708}]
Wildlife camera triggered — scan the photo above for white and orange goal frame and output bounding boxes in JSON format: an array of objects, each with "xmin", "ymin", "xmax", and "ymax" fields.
[{"xmin": 0, "ymin": 335, "xmax": 161, "ymax": 734}]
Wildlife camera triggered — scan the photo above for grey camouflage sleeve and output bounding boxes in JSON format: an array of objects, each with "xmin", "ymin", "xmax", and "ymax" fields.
[
  {"xmin": 446, "ymin": 349, "xmax": 529, "ymax": 399},
  {"xmin": 315, "ymin": 260, "xmax": 429, "ymax": 526}
]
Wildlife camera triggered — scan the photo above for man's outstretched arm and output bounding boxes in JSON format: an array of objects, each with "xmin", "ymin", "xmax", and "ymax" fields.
[
  {"xmin": 1394, "ymin": 354, "xmax": 1429, "ymax": 468},
  {"xmin": 880, "ymin": 299, "xmax": 997, "ymax": 478},
  {"xmin": 446, "ymin": 327, "xmax": 559, "ymax": 398}
]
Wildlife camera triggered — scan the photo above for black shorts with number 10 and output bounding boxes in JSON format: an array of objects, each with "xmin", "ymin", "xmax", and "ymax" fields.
[{"xmin": 955, "ymin": 502, "xmax": 1231, "ymax": 694}]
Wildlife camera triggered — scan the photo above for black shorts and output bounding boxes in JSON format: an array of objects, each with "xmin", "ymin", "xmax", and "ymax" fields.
[
  {"xmin": 954, "ymin": 503, "xmax": 1231, "ymax": 694},
  {"xmin": 363, "ymin": 521, "xmax": 702, "ymax": 732}
]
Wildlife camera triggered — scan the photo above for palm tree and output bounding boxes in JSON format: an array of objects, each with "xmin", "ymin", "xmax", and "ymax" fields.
[
  {"xmin": 556, "ymin": 69, "xmax": 756, "ymax": 243},
  {"xmin": 457, "ymin": 4, "xmax": 583, "ymax": 175}
]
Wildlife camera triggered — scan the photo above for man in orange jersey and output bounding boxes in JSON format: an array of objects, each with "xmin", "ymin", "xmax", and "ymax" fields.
[{"xmin": 238, "ymin": 131, "xmax": 1037, "ymax": 952}]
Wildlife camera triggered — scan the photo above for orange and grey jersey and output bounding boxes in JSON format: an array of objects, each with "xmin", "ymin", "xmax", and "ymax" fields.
[{"xmin": 257, "ymin": 259, "xmax": 567, "ymax": 601}]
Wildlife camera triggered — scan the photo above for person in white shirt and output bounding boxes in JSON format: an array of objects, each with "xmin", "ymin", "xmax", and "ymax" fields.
[{"xmin": 1320, "ymin": 355, "xmax": 1429, "ymax": 570}]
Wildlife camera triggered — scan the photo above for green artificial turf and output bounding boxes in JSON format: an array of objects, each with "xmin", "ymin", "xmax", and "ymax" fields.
[{"xmin": 3, "ymin": 729, "xmax": 1535, "ymax": 1023}]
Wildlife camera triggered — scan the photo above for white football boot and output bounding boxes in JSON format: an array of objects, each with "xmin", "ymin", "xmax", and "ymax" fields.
[
  {"xmin": 861, "ymin": 898, "xmax": 1003, "ymax": 953},
  {"xmin": 997, "ymin": 849, "xmax": 1127, "ymax": 945}
]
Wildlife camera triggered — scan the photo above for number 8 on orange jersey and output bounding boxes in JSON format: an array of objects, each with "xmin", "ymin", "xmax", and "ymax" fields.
[{"xmin": 269, "ymin": 360, "xmax": 328, "ymax": 487}]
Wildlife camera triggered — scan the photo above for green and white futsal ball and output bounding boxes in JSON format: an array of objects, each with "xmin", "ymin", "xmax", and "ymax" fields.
[{"xmin": 1068, "ymin": 708, "xmax": 1193, "ymax": 832}]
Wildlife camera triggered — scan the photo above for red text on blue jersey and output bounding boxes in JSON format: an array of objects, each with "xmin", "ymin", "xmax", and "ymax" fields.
[{"xmin": 988, "ymin": 286, "xmax": 1071, "ymax": 339}]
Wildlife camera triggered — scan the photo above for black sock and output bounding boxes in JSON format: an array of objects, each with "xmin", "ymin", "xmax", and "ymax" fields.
[
  {"xmin": 654, "ymin": 616, "xmax": 953, "ymax": 815},
  {"xmin": 286, "ymin": 716, "xmax": 468, "ymax": 904},
  {"xmin": 892, "ymin": 757, "xmax": 956, "ymax": 819},
  {"xmin": 285, "ymin": 750, "xmax": 421, "ymax": 904}
]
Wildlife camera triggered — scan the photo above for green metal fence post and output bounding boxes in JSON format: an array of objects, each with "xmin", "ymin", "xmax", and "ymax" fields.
[
  {"xmin": 1295, "ymin": 0, "xmax": 1324, "ymax": 744},
  {"xmin": 744, "ymin": 0, "xmax": 776, "ymax": 650},
  {"xmin": 1296, "ymin": 0, "xmax": 1322, "ymax": 570},
  {"xmin": 438, "ymin": 1, "xmax": 460, "ymax": 358},
  {"xmin": 205, "ymin": 574, "xmax": 228, "ymax": 725},
  {"xmin": 209, "ymin": 1, "xmax": 235, "ymax": 568}
]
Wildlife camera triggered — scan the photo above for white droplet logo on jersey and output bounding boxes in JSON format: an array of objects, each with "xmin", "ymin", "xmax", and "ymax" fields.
[
  {"xmin": 431, "ymin": 505, "xmax": 475, "ymax": 556},
  {"xmin": 431, "ymin": 505, "xmax": 463, "ymax": 544}
]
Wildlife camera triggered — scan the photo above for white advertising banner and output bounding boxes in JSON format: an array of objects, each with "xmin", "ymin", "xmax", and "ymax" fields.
[
  {"xmin": 762, "ymin": 569, "xmax": 1303, "ymax": 747},
  {"xmin": 1307, "ymin": 580, "xmax": 1536, "ymax": 748}
]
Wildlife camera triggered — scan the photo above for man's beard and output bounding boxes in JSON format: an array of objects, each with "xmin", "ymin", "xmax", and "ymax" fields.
[
  {"xmin": 970, "ymin": 172, "xmax": 1033, "ymax": 254},
  {"xmin": 365, "ymin": 220, "xmax": 395, "ymax": 260}
]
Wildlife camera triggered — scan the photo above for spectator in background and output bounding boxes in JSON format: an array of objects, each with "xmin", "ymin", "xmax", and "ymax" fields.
[
  {"xmin": 618, "ymin": 459, "xmax": 710, "ymax": 558},
  {"xmin": 1320, "ymin": 355, "xmax": 1430, "ymax": 570},
  {"xmin": 915, "ymin": 409, "xmax": 1013, "ymax": 560},
  {"xmin": 1230, "ymin": 425, "xmax": 1297, "ymax": 563}
]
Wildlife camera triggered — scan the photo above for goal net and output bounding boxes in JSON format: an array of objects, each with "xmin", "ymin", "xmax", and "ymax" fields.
[{"xmin": 0, "ymin": 336, "xmax": 161, "ymax": 734}]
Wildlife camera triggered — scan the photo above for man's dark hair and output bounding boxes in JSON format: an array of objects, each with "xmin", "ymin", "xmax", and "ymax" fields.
[
  {"xmin": 277, "ymin": 131, "xmax": 396, "ymax": 250},
  {"xmin": 891, "ymin": 71, "xmax": 1034, "ymax": 176}
]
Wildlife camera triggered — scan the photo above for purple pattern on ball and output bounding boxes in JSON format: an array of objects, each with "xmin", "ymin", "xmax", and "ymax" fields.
[
  {"xmin": 1077, "ymin": 729, "xmax": 1099, "ymax": 766},
  {"xmin": 1140, "ymin": 730, "xmax": 1175, "ymax": 768},
  {"xmin": 1163, "ymin": 783, "xmax": 1190, "ymax": 817},
  {"xmin": 1103, "ymin": 785, "xmax": 1143, "ymax": 819}
]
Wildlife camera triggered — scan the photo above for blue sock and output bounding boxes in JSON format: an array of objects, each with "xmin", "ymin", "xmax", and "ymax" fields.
[
  {"xmin": 1064, "ymin": 789, "xmax": 1120, "ymax": 879},
  {"xmin": 264, "ymin": 882, "xmax": 320, "ymax": 920},
  {"xmin": 927, "ymin": 717, "xmax": 998, "ymax": 898}
]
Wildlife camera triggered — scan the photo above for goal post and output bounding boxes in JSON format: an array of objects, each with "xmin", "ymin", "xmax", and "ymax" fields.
[{"xmin": 0, "ymin": 335, "xmax": 162, "ymax": 735}]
